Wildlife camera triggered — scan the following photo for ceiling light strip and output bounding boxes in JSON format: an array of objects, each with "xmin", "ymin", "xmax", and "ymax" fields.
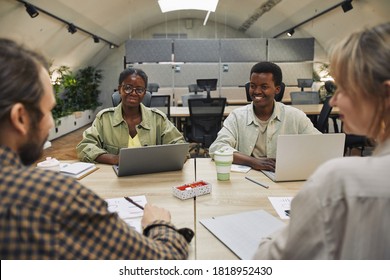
[
  {"xmin": 17, "ymin": 0, "xmax": 119, "ymax": 48},
  {"xmin": 158, "ymin": 0, "xmax": 218, "ymax": 13}
]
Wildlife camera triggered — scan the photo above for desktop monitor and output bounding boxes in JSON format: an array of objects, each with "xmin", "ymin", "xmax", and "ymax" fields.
[
  {"xmin": 297, "ymin": 78, "xmax": 313, "ymax": 91},
  {"xmin": 196, "ymin": 79, "xmax": 218, "ymax": 98}
]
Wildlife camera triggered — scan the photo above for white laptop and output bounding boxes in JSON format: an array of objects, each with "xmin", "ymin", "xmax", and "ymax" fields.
[
  {"xmin": 261, "ymin": 134, "xmax": 345, "ymax": 182},
  {"xmin": 113, "ymin": 143, "xmax": 189, "ymax": 177}
]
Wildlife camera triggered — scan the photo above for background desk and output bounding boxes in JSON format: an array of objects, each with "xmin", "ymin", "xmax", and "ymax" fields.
[
  {"xmin": 79, "ymin": 158, "xmax": 303, "ymax": 260},
  {"xmin": 170, "ymin": 104, "xmax": 339, "ymax": 130},
  {"xmin": 170, "ymin": 104, "xmax": 339, "ymax": 118}
]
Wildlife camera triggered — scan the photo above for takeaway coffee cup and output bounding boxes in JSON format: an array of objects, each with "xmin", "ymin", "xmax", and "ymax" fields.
[
  {"xmin": 36, "ymin": 157, "xmax": 61, "ymax": 172},
  {"xmin": 214, "ymin": 148, "xmax": 233, "ymax": 181}
]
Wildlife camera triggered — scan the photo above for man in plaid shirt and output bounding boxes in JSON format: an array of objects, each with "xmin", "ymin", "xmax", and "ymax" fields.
[{"xmin": 0, "ymin": 38, "xmax": 189, "ymax": 260}]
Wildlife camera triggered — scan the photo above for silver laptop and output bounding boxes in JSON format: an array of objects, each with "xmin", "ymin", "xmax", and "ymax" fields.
[
  {"xmin": 113, "ymin": 143, "xmax": 189, "ymax": 177},
  {"xmin": 262, "ymin": 134, "xmax": 345, "ymax": 182}
]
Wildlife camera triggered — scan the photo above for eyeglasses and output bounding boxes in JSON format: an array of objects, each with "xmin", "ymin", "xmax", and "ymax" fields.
[{"xmin": 121, "ymin": 84, "xmax": 146, "ymax": 95}]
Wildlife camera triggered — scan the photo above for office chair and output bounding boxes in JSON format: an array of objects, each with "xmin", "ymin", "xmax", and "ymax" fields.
[
  {"xmin": 142, "ymin": 91, "xmax": 152, "ymax": 107},
  {"xmin": 147, "ymin": 83, "xmax": 160, "ymax": 93},
  {"xmin": 181, "ymin": 94, "xmax": 206, "ymax": 107},
  {"xmin": 344, "ymin": 134, "xmax": 370, "ymax": 156},
  {"xmin": 186, "ymin": 98, "xmax": 226, "ymax": 157},
  {"xmin": 245, "ymin": 82, "xmax": 285, "ymax": 102},
  {"xmin": 112, "ymin": 91, "xmax": 121, "ymax": 107},
  {"xmin": 343, "ymin": 128, "xmax": 373, "ymax": 156},
  {"xmin": 111, "ymin": 91, "xmax": 152, "ymax": 107},
  {"xmin": 183, "ymin": 84, "xmax": 206, "ymax": 106},
  {"xmin": 315, "ymin": 96, "xmax": 333, "ymax": 133},
  {"xmin": 324, "ymin": 80, "xmax": 339, "ymax": 133},
  {"xmin": 150, "ymin": 95, "xmax": 170, "ymax": 119}
]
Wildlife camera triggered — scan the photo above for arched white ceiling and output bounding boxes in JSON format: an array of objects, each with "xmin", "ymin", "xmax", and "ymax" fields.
[{"xmin": 1, "ymin": 0, "xmax": 389, "ymax": 69}]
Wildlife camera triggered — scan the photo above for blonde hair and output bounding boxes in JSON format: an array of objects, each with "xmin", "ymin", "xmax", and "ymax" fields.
[{"xmin": 330, "ymin": 22, "xmax": 390, "ymax": 142}]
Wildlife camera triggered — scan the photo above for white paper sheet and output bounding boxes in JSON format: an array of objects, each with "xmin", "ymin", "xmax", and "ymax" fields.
[
  {"xmin": 105, "ymin": 195, "xmax": 147, "ymax": 233},
  {"xmin": 268, "ymin": 196, "xmax": 293, "ymax": 220},
  {"xmin": 230, "ymin": 164, "xmax": 251, "ymax": 173}
]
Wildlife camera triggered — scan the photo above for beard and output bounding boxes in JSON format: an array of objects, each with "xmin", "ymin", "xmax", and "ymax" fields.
[{"xmin": 19, "ymin": 127, "xmax": 48, "ymax": 166}]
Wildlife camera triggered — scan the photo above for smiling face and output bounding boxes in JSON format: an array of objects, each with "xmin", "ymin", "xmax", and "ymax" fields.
[
  {"xmin": 249, "ymin": 72, "xmax": 280, "ymax": 110},
  {"xmin": 118, "ymin": 74, "xmax": 146, "ymax": 108}
]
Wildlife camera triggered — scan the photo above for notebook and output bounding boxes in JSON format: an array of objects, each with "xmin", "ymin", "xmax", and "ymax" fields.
[
  {"xmin": 113, "ymin": 143, "xmax": 189, "ymax": 177},
  {"xmin": 60, "ymin": 162, "xmax": 98, "ymax": 180},
  {"xmin": 261, "ymin": 133, "xmax": 345, "ymax": 182},
  {"xmin": 199, "ymin": 210, "xmax": 285, "ymax": 260}
]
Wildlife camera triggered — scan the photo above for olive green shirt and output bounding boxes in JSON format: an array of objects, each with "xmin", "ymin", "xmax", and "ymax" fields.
[{"xmin": 76, "ymin": 104, "xmax": 186, "ymax": 162}]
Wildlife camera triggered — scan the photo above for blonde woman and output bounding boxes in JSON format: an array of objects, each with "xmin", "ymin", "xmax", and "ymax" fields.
[{"xmin": 254, "ymin": 22, "xmax": 390, "ymax": 259}]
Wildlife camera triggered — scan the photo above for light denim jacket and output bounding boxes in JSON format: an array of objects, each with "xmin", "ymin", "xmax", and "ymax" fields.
[
  {"xmin": 76, "ymin": 104, "xmax": 186, "ymax": 162},
  {"xmin": 209, "ymin": 102, "xmax": 320, "ymax": 158}
]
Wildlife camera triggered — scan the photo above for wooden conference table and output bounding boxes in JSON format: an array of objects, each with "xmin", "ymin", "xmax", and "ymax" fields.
[{"xmin": 80, "ymin": 158, "xmax": 304, "ymax": 260}]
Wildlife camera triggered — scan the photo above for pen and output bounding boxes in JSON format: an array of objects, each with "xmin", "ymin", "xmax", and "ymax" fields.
[
  {"xmin": 245, "ymin": 176, "xmax": 269, "ymax": 189},
  {"xmin": 124, "ymin": 196, "xmax": 144, "ymax": 210}
]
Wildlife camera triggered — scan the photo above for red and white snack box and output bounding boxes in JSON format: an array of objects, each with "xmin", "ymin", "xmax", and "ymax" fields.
[{"xmin": 172, "ymin": 180, "xmax": 212, "ymax": 200}]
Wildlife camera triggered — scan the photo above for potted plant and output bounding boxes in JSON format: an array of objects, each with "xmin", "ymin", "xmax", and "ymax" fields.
[
  {"xmin": 49, "ymin": 65, "xmax": 103, "ymax": 139},
  {"xmin": 313, "ymin": 62, "xmax": 333, "ymax": 103}
]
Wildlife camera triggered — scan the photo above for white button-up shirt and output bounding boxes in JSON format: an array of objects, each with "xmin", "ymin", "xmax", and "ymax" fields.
[{"xmin": 209, "ymin": 101, "xmax": 320, "ymax": 158}]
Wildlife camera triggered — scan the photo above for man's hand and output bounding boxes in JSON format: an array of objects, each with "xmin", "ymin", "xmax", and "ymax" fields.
[
  {"xmin": 233, "ymin": 152, "xmax": 276, "ymax": 171},
  {"xmin": 141, "ymin": 203, "xmax": 171, "ymax": 228},
  {"xmin": 251, "ymin": 157, "xmax": 275, "ymax": 171}
]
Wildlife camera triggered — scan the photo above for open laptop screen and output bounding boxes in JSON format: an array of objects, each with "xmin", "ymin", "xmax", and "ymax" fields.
[
  {"xmin": 113, "ymin": 143, "xmax": 189, "ymax": 177},
  {"xmin": 262, "ymin": 134, "xmax": 345, "ymax": 182}
]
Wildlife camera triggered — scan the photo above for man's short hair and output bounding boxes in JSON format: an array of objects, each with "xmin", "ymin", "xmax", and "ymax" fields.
[
  {"xmin": 250, "ymin": 61, "xmax": 283, "ymax": 86},
  {"xmin": 0, "ymin": 39, "xmax": 48, "ymax": 124}
]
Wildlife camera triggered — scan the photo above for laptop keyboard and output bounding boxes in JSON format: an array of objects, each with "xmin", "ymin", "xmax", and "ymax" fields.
[{"xmin": 262, "ymin": 170, "xmax": 276, "ymax": 181}]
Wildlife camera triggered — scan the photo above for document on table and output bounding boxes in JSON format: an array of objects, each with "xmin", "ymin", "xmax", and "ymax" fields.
[
  {"xmin": 60, "ymin": 162, "xmax": 98, "ymax": 180},
  {"xmin": 105, "ymin": 195, "xmax": 147, "ymax": 233},
  {"xmin": 199, "ymin": 209, "xmax": 285, "ymax": 260},
  {"xmin": 231, "ymin": 164, "xmax": 251, "ymax": 173},
  {"xmin": 268, "ymin": 197, "xmax": 293, "ymax": 220}
]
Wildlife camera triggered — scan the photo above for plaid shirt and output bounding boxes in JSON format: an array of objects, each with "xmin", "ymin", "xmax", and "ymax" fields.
[{"xmin": 0, "ymin": 146, "xmax": 188, "ymax": 259}]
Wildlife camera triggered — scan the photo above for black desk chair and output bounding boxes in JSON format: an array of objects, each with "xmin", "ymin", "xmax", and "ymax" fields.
[
  {"xmin": 181, "ymin": 94, "xmax": 206, "ymax": 107},
  {"xmin": 111, "ymin": 91, "xmax": 152, "ymax": 107},
  {"xmin": 186, "ymin": 97, "xmax": 226, "ymax": 157},
  {"xmin": 324, "ymin": 80, "xmax": 340, "ymax": 133},
  {"xmin": 245, "ymin": 82, "xmax": 285, "ymax": 102},
  {"xmin": 150, "ymin": 95, "xmax": 170, "ymax": 119},
  {"xmin": 344, "ymin": 134, "xmax": 369, "ymax": 156},
  {"xmin": 315, "ymin": 96, "xmax": 333, "ymax": 133}
]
